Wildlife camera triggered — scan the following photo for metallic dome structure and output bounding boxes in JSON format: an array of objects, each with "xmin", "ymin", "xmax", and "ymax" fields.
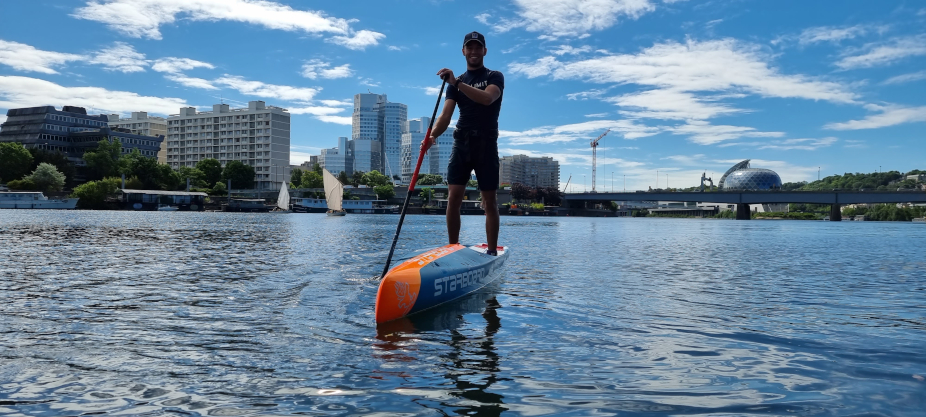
[{"xmin": 719, "ymin": 160, "xmax": 782, "ymax": 190}]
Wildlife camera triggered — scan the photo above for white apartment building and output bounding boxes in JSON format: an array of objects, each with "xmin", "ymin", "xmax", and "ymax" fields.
[
  {"xmin": 166, "ymin": 101, "xmax": 290, "ymax": 190},
  {"xmin": 499, "ymin": 154, "xmax": 560, "ymax": 189},
  {"xmin": 107, "ymin": 111, "xmax": 168, "ymax": 163},
  {"xmin": 400, "ymin": 117, "xmax": 454, "ymax": 184}
]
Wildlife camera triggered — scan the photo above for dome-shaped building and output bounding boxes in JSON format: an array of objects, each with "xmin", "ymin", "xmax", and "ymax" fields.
[{"xmin": 719, "ymin": 160, "xmax": 782, "ymax": 190}]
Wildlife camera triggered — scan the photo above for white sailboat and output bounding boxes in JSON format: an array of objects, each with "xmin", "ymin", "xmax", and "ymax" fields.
[
  {"xmin": 323, "ymin": 169, "xmax": 346, "ymax": 216},
  {"xmin": 273, "ymin": 182, "xmax": 291, "ymax": 213}
]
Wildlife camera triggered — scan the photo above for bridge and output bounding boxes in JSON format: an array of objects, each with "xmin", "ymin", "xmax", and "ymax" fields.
[{"xmin": 563, "ymin": 190, "xmax": 926, "ymax": 220}]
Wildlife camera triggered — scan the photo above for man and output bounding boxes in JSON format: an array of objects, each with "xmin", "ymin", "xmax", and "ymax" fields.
[{"xmin": 423, "ymin": 31, "xmax": 504, "ymax": 255}]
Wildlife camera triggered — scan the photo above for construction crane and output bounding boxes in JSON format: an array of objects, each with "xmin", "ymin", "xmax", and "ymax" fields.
[{"xmin": 590, "ymin": 129, "xmax": 610, "ymax": 193}]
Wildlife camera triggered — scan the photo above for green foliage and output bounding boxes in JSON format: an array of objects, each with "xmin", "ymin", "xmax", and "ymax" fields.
[
  {"xmin": 222, "ymin": 160, "xmax": 255, "ymax": 189},
  {"xmin": 300, "ymin": 171, "xmax": 323, "ymax": 188},
  {"xmin": 313, "ymin": 163, "xmax": 322, "ymax": 175},
  {"xmin": 71, "ymin": 177, "xmax": 121, "ymax": 209},
  {"xmin": 781, "ymin": 181, "xmax": 807, "ymax": 191},
  {"xmin": 120, "ymin": 149, "xmax": 164, "ymax": 189},
  {"xmin": 83, "ymin": 138, "xmax": 123, "ymax": 180},
  {"xmin": 350, "ymin": 171, "xmax": 365, "ymax": 187},
  {"xmin": 29, "ymin": 148, "xmax": 75, "ymax": 188},
  {"xmin": 798, "ymin": 171, "xmax": 905, "ymax": 191},
  {"xmin": 467, "ymin": 179, "xmax": 479, "ymax": 188},
  {"xmin": 0, "ymin": 142, "xmax": 34, "ymax": 183},
  {"xmin": 158, "ymin": 164, "xmax": 182, "ymax": 191},
  {"xmin": 754, "ymin": 212, "xmax": 821, "ymax": 220},
  {"xmin": 290, "ymin": 168, "xmax": 303, "ymax": 188},
  {"xmin": 195, "ymin": 158, "xmax": 223, "ymax": 187},
  {"xmin": 374, "ymin": 184, "xmax": 395, "ymax": 200},
  {"xmin": 177, "ymin": 166, "xmax": 206, "ymax": 189},
  {"xmin": 631, "ymin": 209, "xmax": 649, "ymax": 217},
  {"xmin": 7, "ymin": 178, "xmax": 37, "ymax": 190},
  {"xmin": 789, "ymin": 203, "xmax": 830, "ymax": 213},
  {"xmin": 416, "ymin": 174, "xmax": 443, "ymax": 185},
  {"xmin": 26, "ymin": 162, "xmax": 66, "ymax": 192},
  {"xmin": 418, "ymin": 187, "xmax": 435, "ymax": 203},
  {"xmin": 529, "ymin": 202, "xmax": 545, "ymax": 210},
  {"xmin": 510, "ymin": 183, "xmax": 530, "ymax": 201},
  {"xmin": 337, "ymin": 171, "xmax": 349, "ymax": 185},
  {"xmin": 125, "ymin": 176, "xmax": 144, "ymax": 189},
  {"xmin": 362, "ymin": 170, "xmax": 392, "ymax": 187},
  {"xmin": 209, "ymin": 181, "xmax": 227, "ymax": 196},
  {"xmin": 843, "ymin": 204, "xmax": 926, "ymax": 221}
]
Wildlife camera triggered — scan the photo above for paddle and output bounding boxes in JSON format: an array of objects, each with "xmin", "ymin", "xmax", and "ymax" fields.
[{"xmin": 381, "ymin": 80, "xmax": 448, "ymax": 279}]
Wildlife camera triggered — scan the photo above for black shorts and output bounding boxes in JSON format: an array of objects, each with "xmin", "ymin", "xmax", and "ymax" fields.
[{"xmin": 447, "ymin": 129, "xmax": 499, "ymax": 191}]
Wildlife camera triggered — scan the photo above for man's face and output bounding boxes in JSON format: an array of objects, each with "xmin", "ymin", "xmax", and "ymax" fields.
[{"xmin": 462, "ymin": 41, "xmax": 486, "ymax": 67}]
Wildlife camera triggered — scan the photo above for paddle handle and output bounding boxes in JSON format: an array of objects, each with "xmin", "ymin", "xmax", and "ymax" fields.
[{"xmin": 381, "ymin": 80, "xmax": 447, "ymax": 279}]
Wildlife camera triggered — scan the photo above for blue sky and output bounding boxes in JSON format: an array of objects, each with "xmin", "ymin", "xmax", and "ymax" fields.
[{"xmin": 0, "ymin": 0, "xmax": 923, "ymax": 191}]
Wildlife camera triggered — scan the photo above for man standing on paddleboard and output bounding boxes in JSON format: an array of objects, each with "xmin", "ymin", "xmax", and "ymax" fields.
[{"xmin": 423, "ymin": 31, "xmax": 504, "ymax": 256}]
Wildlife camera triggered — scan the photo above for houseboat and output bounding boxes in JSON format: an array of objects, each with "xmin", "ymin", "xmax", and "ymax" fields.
[
  {"xmin": 119, "ymin": 189, "xmax": 207, "ymax": 211},
  {"xmin": 293, "ymin": 198, "xmax": 399, "ymax": 214},
  {"xmin": 0, "ymin": 191, "xmax": 78, "ymax": 209}
]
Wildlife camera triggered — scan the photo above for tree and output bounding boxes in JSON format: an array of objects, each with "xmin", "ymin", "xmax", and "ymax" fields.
[
  {"xmin": 83, "ymin": 138, "xmax": 123, "ymax": 180},
  {"xmin": 121, "ymin": 149, "xmax": 163, "ymax": 189},
  {"xmin": 374, "ymin": 184, "xmax": 395, "ymax": 200},
  {"xmin": 313, "ymin": 163, "xmax": 322, "ymax": 175},
  {"xmin": 543, "ymin": 186, "xmax": 562, "ymax": 206},
  {"xmin": 0, "ymin": 142, "xmax": 34, "ymax": 183},
  {"xmin": 158, "ymin": 164, "xmax": 182, "ymax": 191},
  {"xmin": 300, "ymin": 171, "xmax": 323, "ymax": 189},
  {"xmin": 351, "ymin": 171, "xmax": 365, "ymax": 187},
  {"xmin": 510, "ymin": 183, "xmax": 531, "ymax": 202},
  {"xmin": 6, "ymin": 178, "xmax": 37, "ymax": 190},
  {"xmin": 417, "ymin": 174, "xmax": 443, "ymax": 185},
  {"xmin": 29, "ymin": 148, "xmax": 75, "ymax": 188},
  {"xmin": 467, "ymin": 179, "xmax": 479, "ymax": 188},
  {"xmin": 222, "ymin": 160, "xmax": 255, "ymax": 189},
  {"xmin": 125, "ymin": 176, "xmax": 144, "ymax": 189},
  {"xmin": 177, "ymin": 166, "xmax": 206, "ymax": 189},
  {"xmin": 71, "ymin": 177, "xmax": 122, "ymax": 209},
  {"xmin": 25, "ymin": 163, "xmax": 66, "ymax": 192},
  {"xmin": 337, "ymin": 171, "xmax": 350, "ymax": 185},
  {"xmin": 290, "ymin": 168, "xmax": 303, "ymax": 188},
  {"xmin": 196, "ymin": 158, "xmax": 223, "ymax": 187},
  {"xmin": 419, "ymin": 187, "xmax": 435, "ymax": 205},
  {"xmin": 209, "ymin": 181, "xmax": 227, "ymax": 196},
  {"xmin": 363, "ymin": 170, "xmax": 391, "ymax": 187}
]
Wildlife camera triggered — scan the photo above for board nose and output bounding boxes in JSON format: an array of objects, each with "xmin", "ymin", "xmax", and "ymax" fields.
[{"xmin": 375, "ymin": 268, "xmax": 422, "ymax": 323}]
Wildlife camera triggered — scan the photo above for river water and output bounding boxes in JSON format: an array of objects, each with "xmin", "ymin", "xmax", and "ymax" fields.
[{"xmin": 0, "ymin": 211, "xmax": 924, "ymax": 416}]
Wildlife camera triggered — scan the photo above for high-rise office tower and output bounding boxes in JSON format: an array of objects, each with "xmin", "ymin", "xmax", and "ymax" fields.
[
  {"xmin": 400, "ymin": 117, "xmax": 454, "ymax": 184},
  {"xmin": 351, "ymin": 93, "xmax": 407, "ymax": 177}
]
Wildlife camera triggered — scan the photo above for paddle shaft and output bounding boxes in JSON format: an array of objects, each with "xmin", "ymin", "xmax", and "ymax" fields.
[{"xmin": 381, "ymin": 80, "xmax": 447, "ymax": 279}]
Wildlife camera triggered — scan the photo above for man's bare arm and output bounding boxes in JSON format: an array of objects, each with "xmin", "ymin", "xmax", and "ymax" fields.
[{"xmin": 456, "ymin": 83, "xmax": 501, "ymax": 106}]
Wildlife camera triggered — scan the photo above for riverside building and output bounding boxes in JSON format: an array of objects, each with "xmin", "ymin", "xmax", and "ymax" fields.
[
  {"xmin": 319, "ymin": 137, "xmax": 352, "ymax": 176},
  {"xmin": 0, "ymin": 106, "xmax": 163, "ymax": 170},
  {"xmin": 400, "ymin": 116, "xmax": 454, "ymax": 184},
  {"xmin": 351, "ymin": 93, "xmax": 407, "ymax": 177},
  {"xmin": 107, "ymin": 112, "xmax": 168, "ymax": 163},
  {"xmin": 499, "ymin": 155, "xmax": 560, "ymax": 189},
  {"xmin": 166, "ymin": 101, "xmax": 290, "ymax": 191}
]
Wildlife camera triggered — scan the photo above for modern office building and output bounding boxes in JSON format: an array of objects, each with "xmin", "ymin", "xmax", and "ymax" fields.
[
  {"xmin": 0, "ymin": 106, "xmax": 163, "ymax": 170},
  {"xmin": 499, "ymin": 154, "xmax": 560, "ymax": 189},
  {"xmin": 400, "ymin": 117, "xmax": 454, "ymax": 184},
  {"xmin": 107, "ymin": 112, "xmax": 168, "ymax": 163},
  {"xmin": 166, "ymin": 101, "xmax": 290, "ymax": 191},
  {"xmin": 350, "ymin": 93, "xmax": 407, "ymax": 176},
  {"xmin": 319, "ymin": 137, "xmax": 352, "ymax": 176}
]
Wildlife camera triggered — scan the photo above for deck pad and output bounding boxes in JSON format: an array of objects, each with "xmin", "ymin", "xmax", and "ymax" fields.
[{"xmin": 375, "ymin": 243, "xmax": 509, "ymax": 323}]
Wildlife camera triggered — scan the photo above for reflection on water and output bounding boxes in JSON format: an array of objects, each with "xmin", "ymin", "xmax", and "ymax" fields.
[{"xmin": 1, "ymin": 211, "xmax": 925, "ymax": 416}]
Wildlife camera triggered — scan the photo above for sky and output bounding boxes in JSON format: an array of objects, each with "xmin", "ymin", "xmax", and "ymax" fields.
[{"xmin": 0, "ymin": 0, "xmax": 923, "ymax": 192}]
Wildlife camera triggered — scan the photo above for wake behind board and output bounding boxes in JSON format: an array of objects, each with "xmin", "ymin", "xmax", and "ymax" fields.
[{"xmin": 375, "ymin": 243, "xmax": 509, "ymax": 323}]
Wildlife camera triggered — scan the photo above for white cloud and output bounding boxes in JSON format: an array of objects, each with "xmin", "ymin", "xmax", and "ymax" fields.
[
  {"xmin": 498, "ymin": 147, "xmax": 645, "ymax": 168},
  {"xmin": 71, "ymin": 0, "xmax": 372, "ymax": 46},
  {"xmin": 824, "ymin": 104, "xmax": 926, "ymax": 130},
  {"xmin": 214, "ymin": 75, "xmax": 319, "ymax": 101},
  {"xmin": 0, "ymin": 75, "xmax": 187, "ymax": 115},
  {"xmin": 607, "ymin": 89, "xmax": 744, "ymax": 120},
  {"xmin": 422, "ymin": 86, "xmax": 441, "ymax": 95},
  {"xmin": 500, "ymin": 119, "xmax": 659, "ymax": 145},
  {"xmin": 387, "ymin": 45, "xmax": 407, "ymax": 51},
  {"xmin": 585, "ymin": 113, "xmax": 609, "ymax": 118},
  {"xmin": 566, "ymin": 87, "xmax": 612, "ymax": 101},
  {"xmin": 164, "ymin": 73, "xmax": 217, "ymax": 90},
  {"xmin": 87, "ymin": 42, "xmax": 149, "ymax": 73},
  {"xmin": 358, "ymin": 77, "xmax": 380, "ymax": 88},
  {"xmin": 300, "ymin": 60, "xmax": 353, "ymax": 79},
  {"xmin": 151, "ymin": 57, "xmax": 214, "ymax": 73},
  {"xmin": 835, "ymin": 35, "xmax": 926, "ymax": 70},
  {"xmin": 0, "ymin": 40, "xmax": 85, "ymax": 74},
  {"xmin": 758, "ymin": 137, "xmax": 838, "ymax": 151},
  {"xmin": 550, "ymin": 45, "xmax": 592, "ymax": 55},
  {"xmin": 667, "ymin": 121, "xmax": 784, "ymax": 145},
  {"xmin": 327, "ymin": 30, "xmax": 385, "ymax": 51},
  {"xmin": 287, "ymin": 106, "xmax": 344, "ymax": 116},
  {"xmin": 797, "ymin": 25, "xmax": 873, "ymax": 45},
  {"xmin": 882, "ymin": 71, "xmax": 926, "ymax": 85},
  {"xmin": 507, "ymin": 0, "xmax": 661, "ymax": 38},
  {"xmin": 318, "ymin": 99, "xmax": 351, "ymax": 107},
  {"xmin": 510, "ymin": 39, "xmax": 856, "ymax": 104},
  {"xmin": 316, "ymin": 115, "xmax": 352, "ymax": 125}
]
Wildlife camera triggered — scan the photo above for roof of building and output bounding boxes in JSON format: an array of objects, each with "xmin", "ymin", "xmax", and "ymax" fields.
[{"xmin": 120, "ymin": 189, "xmax": 208, "ymax": 196}]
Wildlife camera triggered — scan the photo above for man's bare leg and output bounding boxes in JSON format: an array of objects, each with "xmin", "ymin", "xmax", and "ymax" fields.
[
  {"xmin": 446, "ymin": 184, "xmax": 465, "ymax": 244},
  {"xmin": 481, "ymin": 189, "xmax": 499, "ymax": 250}
]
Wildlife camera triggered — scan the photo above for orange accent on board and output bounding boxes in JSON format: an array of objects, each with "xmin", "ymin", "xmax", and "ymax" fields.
[{"xmin": 375, "ymin": 244, "xmax": 466, "ymax": 323}]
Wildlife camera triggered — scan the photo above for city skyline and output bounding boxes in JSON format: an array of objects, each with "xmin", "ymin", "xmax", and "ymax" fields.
[{"xmin": 0, "ymin": 1, "xmax": 923, "ymax": 192}]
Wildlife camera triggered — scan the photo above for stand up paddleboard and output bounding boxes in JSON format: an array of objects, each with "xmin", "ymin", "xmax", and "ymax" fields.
[{"xmin": 375, "ymin": 243, "xmax": 508, "ymax": 323}]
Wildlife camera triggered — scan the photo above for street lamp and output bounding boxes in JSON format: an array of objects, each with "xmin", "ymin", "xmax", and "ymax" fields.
[
  {"xmin": 583, "ymin": 174, "xmax": 587, "ymax": 192},
  {"xmin": 623, "ymin": 174, "xmax": 626, "ymax": 191},
  {"xmin": 611, "ymin": 171, "xmax": 614, "ymax": 192}
]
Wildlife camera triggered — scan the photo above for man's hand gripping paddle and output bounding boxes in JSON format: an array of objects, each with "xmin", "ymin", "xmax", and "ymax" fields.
[{"xmin": 380, "ymin": 80, "xmax": 447, "ymax": 279}]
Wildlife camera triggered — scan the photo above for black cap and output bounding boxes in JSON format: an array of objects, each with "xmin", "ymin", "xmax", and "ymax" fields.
[{"xmin": 463, "ymin": 31, "xmax": 485, "ymax": 47}]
